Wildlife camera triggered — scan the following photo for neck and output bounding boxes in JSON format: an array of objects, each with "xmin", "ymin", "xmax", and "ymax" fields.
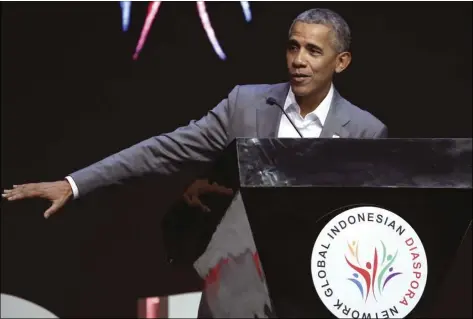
[{"xmin": 296, "ymin": 83, "xmax": 332, "ymax": 117}]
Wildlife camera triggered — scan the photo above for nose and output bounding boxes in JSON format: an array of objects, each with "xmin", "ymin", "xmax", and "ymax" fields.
[{"xmin": 292, "ymin": 51, "xmax": 308, "ymax": 68}]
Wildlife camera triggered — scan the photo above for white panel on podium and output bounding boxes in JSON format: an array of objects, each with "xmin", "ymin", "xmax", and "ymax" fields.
[{"xmin": 168, "ymin": 291, "xmax": 202, "ymax": 318}]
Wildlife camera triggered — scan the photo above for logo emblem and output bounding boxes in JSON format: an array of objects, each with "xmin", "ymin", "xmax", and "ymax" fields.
[{"xmin": 311, "ymin": 206, "xmax": 428, "ymax": 318}]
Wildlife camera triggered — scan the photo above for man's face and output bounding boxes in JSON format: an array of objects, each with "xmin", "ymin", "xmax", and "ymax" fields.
[{"xmin": 286, "ymin": 22, "xmax": 349, "ymax": 97}]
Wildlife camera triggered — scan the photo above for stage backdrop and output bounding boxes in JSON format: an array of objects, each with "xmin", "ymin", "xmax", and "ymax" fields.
[{"xmin": 1, "ymin": 2, "xmax": 471, "ymax": 318}]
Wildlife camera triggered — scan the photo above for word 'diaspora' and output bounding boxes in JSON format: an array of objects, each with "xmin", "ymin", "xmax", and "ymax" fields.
[{"xmin": 311, "ymin": 206, "xmax": 428, "ymax": 319}]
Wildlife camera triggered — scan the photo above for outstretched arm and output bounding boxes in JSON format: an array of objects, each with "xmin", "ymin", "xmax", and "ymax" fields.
[
  {"xmin": 69, "ymin": 86, "xmax": 238, "ymax": 198},
  {"xmin": 3, "ymin": 86, "xmax": 240, "ymax": 217}
]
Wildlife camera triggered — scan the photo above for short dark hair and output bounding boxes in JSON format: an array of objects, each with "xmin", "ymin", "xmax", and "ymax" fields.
[{"xmin": 289, "ymin": 8, "xmax": 351, "ymax": 53}]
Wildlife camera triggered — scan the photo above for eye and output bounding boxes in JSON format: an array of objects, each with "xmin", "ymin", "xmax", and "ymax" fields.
[{"xmin": 309, "ymin": 48, "xmax": 322, "ymax": 56}]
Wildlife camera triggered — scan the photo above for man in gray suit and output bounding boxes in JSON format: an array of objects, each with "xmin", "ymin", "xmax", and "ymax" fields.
[{"xmin": 3, "ymin": 8, "xmax": 387, "ymax": 318}]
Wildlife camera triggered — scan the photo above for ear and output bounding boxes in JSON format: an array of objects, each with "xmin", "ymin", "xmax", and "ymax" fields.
[{"xmin": 335, "ymin": 52, "xmax": 352, "ymax": 74}]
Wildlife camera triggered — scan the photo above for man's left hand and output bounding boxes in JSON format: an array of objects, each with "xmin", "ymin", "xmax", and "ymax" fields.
[{"xmin": 183, "ymin": 179, "xmax": 233, "ymax": 212}]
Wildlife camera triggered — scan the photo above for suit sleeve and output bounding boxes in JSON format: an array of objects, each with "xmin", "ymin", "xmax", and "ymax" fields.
[
  {"xmin": 373, "ymin": 125, "xmax": 388, "ymax": 138},
  {"xmin": 68, "ymin": 86, "xmax": 240, "ymax": 198}
]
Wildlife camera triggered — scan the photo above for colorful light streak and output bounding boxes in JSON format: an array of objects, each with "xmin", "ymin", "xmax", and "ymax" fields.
[
  {"xmin": 196, "ymin": 1, "xmax": 226, "ymax": 60},
  {"xmin": 240, "ymin": 1, "xmax": 252, "ymax": 22},
  {"xmin": 120, "ymin": 1, "xmax": 131, "ymax": 32},
  {"xmin": 120, "ymin": 1, "xmax": 252, "ymax": 61},
  {"xmin": 132, "ymin": 1, "xmax": 162, "ymax": 61}
]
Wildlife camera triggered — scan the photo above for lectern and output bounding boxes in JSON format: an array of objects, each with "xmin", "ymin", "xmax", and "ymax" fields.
[
  {"xmin": 164, "ymin": 138, "xmax": 472, "ymax": 318},
  {"xmin": 226, "ymin": 138, "xmax": 471, "ymax": 318}
]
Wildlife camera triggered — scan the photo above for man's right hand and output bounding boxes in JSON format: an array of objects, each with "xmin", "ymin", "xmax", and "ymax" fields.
[{"xmin": 2, "ymin": 180, "xmax": 73, "ymax": 219}]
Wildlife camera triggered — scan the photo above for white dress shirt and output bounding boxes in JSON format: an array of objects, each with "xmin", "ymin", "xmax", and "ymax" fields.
[
  {"xmin": 277, "ymin": 83, "xmax": 334, "ymax": 138},
  {"xmin": 66, "ymin": 83, "xmax": 335, "ymax": 198}
]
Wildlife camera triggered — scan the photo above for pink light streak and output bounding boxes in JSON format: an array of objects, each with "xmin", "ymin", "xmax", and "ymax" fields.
[
  {"xmin": 133, "ymin": 1, "xmax": 162, "ymax": 61},
  {"xmin": 196, "ymin": 1, "xmax": 226, "ymax": 60}
]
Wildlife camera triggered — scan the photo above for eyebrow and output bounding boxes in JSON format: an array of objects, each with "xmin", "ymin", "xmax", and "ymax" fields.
[{"xmin": 306, "ymin": 43, "xmax": 323, "ymax": 53}]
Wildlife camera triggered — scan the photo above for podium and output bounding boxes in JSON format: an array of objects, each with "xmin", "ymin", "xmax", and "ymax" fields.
[
  {"xmin": 214, "ymin": 138, "xmax": 471, "ymax": 318},
  {"xmin": 161, "ymin": 138, "xmax": 471, "ymax": 318}
]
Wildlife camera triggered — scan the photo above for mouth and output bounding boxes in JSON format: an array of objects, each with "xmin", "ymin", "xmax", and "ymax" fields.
[{"xmin": 290, "ymin": 73, "xmax": 311, "ymax": 84}]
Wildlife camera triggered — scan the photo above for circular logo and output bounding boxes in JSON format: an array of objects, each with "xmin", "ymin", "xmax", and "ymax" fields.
[{"xmin": 311, "ymin": 206, "xmax": 428, "ymax": 318}]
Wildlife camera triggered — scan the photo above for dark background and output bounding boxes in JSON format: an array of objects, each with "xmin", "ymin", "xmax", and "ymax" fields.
[{"xmin": 1, "ymin": 1, "xmax": 471, "ymax": 318}]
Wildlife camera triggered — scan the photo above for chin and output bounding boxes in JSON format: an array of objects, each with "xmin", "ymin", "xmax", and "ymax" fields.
[{"xmin": 291, "ymin": 85, "xmax": 312, "ymax": 97}]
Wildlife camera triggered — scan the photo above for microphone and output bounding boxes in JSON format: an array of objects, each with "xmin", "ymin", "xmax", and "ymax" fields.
[{"xmin": 266, "ymin": 97, "xmax": 303, "ymax": 138}]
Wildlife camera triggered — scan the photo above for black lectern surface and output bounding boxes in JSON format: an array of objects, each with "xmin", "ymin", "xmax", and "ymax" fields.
[{"xmin": 230, "ymin": 138, "xmax": 471, "ymax": 318}]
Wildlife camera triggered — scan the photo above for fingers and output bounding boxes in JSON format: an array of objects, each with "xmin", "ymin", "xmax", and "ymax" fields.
[
  {"xmin": 195, "ymin": 199, "xmax": 211, "ymax": 213},
  {"xmin": 2, "ymin": 184, "xmax": 40, "ymax": 201},
  {"xmin": 2, "ymin": 182, "xmax": 67, "ymax": 218},
  {"xmin": 44, "ymin": 198, "xmax": 65, "ymax": 219},
  {"xmin": 2, "ymin": 189, "xmax": 24, "ymax": 201},
  {"xmin": 182, "ymin": 193, "xmax": 192, "ymax": 206},
  {"xmin": 183, "ymin": 193, "xmax": 211, "ymax": 213},
  {"xmin": 207, "ymin": 182, "xmax": 234, "ymax": 195}
]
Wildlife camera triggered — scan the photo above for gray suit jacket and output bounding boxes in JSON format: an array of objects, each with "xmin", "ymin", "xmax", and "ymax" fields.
[
  {"xmin": 70, "ymin": 82, "xmax": 387, "ymax": 196},
  {"xmin": 70, "ymin": 82, "xmax": 387, "ymax": 317}
]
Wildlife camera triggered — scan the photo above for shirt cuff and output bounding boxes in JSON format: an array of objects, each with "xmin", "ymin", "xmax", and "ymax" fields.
[{"xmin": 65, "ymin": 176, "xmax": 79, "ymax": 199}]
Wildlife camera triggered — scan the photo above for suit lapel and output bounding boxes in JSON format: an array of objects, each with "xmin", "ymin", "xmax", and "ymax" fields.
[
  {"xmin": 320, "ymin": 89, "xmax": 351, "ymax": 138},
  {"xmin": 256, "ymin": 84, "xmax": 351, "ymax": 138},
  {"xmin": 256, "ymin": 83, "xmax": 290, "ymax": 138}
]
